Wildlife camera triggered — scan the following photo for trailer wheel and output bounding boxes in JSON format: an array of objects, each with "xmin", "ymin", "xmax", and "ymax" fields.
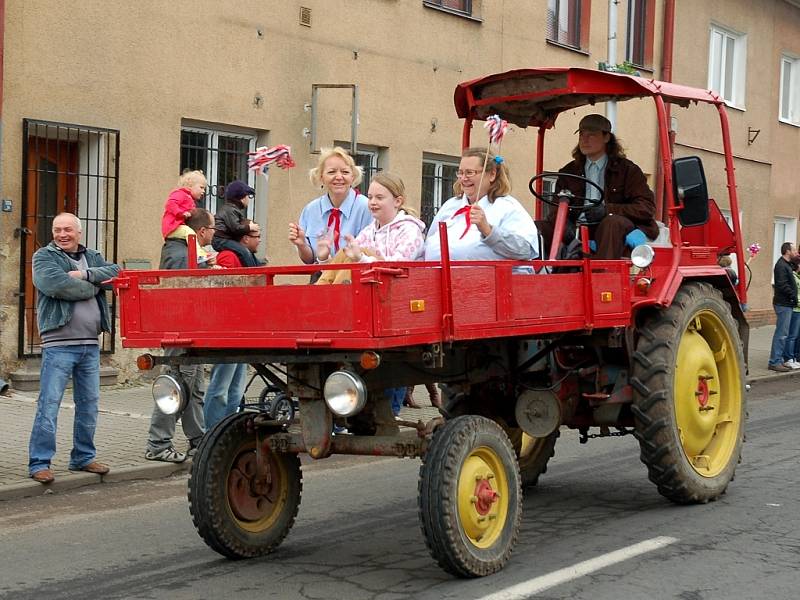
[
  {"xmin": 188, "ymin": 413, "xmax": 302, "ymax": 558},
  {"xmin": 631, "ymin": 282, "xmax": 745, "ymax": 504},
  {"xmin": 418, "ymin": 415, "xmax": 521, "ymax": 577}
]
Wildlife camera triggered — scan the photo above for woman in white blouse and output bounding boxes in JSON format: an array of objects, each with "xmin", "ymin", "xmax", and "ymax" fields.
[{"xmin": 423, "ymin": 147, "xmax": 539, "ymax": 262}]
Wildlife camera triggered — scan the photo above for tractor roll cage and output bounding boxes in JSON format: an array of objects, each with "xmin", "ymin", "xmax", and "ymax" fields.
[{"xmin": 453, "ymin": 67, "xmax": 746, "ymax": 303}]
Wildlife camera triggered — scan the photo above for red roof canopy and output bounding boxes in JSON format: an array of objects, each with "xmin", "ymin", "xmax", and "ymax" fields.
[{"xmin": 454, "ymin": 67, "xmax": 723, "ymax": 128}]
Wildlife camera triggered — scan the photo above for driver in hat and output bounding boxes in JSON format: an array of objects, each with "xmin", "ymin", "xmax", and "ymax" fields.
[{"xmin": 537, "ymin": 113, "xmax": 657, "ymax": 259}]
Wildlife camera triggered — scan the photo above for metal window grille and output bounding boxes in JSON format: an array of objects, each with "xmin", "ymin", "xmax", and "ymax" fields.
[
  {"xmin": 180, "ymin": 127, "xmax": 257, "ymax": 219},
  {"xmin": 19, "ymin": 119, "xmax": 120, "ymax": 357},
  {"xmin": 547, "ymin": 0, "xmax": 581, "ymax": 48},
  {"xmin": 421, "ymin": 158, "xmax": 459, "ymax": 227}
]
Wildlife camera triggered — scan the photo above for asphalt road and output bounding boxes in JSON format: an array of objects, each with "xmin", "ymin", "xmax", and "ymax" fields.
[{"xmin": 1, "ymin": 378, "xmax": 798, "ymax": 600}]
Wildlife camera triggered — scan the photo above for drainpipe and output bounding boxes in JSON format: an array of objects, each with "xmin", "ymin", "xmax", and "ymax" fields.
[
  {"xmin": 656, "ymin": 0, "xmax": 676, "ymax": 222},
  {"xmin": 606, "ymin": 0, "xmax": 619, "ymax": 130}
]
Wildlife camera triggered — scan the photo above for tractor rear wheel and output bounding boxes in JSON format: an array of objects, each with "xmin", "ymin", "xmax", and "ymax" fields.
[
  {"xmin": 188, "ymin": 413, "xmax": 302, "ymax": 558},
  {"xmin": 418, "ymin": 415, "xmax": 521, "ymax": 577},
  {"xmin": 631, "ymin": 282, "xmax": 745, "ymax": 504}
]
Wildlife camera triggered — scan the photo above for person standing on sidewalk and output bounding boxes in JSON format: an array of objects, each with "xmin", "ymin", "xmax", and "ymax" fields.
[
  {"xmin": 768, "ymin": 241, "xmax": 798, "ymax": 372},
  {"xmin": 204, "ymin": 228, "xmax": 264, "ymax": 428},
  {"xmin": 145, "ymin": 208, "xmax": 214, "ymax": 462},
  {"xmin": 28, "ymin": 213, "xmax": 120, "ymax": 484}
]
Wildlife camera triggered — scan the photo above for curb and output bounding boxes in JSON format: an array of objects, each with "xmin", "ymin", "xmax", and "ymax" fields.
[
  {"xmin": 0, "ymin": 461, "xmax": 191, "ymax": 502},
  {"xmin": 747, "ymin": 369, "xmax": 800, "ymax": 385}
]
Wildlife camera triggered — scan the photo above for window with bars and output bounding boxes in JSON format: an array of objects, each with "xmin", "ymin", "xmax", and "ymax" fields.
[
  {"xmin": 421, "ymin": 156, "xmax": 459, "ymax": 226},
  {"xmin": 707, "ymin": 24, "xmax": 747, "ymax": 109},
  {"xmin": 180, "ymin": 126, "xmax": 258, "ymax": 219},
  {"xmin": 626, "ymin": 0, "xmax": 654, "ymax": 69},
  {"xmin": 780, "ymin": 55, "xmax": 800, "ymax": 126},
  {"xmin": 424, "ymin": 0, "xmax": 472, "ymax": 17},
  {"xmin": 546, "ymin": 0, "xmax": 587, "ymax": 50},
  {"xmin": 336, "ymin": 142, "xmax": 383, "ymax": 195}
]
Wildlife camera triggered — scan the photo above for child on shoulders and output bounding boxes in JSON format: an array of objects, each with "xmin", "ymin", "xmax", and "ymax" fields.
[{"xmin": 161, "ymin": 170, "xmax": 211, "ymax": 261}]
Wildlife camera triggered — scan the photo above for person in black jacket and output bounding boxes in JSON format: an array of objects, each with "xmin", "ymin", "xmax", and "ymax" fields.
[
  {"xmin": 212, "ymin": 180, "xmax": 260, "ymax": 267},
  {"xmin": 768, "ymin": 241, "xmax": 798, "ymax": 371}
]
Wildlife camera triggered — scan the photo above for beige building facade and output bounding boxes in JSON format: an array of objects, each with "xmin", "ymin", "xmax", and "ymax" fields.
[{"xmin": 0, "ymin": 0, "xmax": 798, "ymax": 378}]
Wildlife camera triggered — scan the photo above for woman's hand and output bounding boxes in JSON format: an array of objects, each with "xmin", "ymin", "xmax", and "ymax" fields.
[
  {"xmin": 288, "ymin": 222, "xmax": 306, "ymax": 247},
  {"xmin": 469, "ymin": 204, "xmax": 493, "ymax": 237},
  {"xmin": 317, "ymin": 236, "xmax": 332, "ymax": 262},
  {"xmin": 343, "ymin": 234, "xmax": 362, "ymax": 261}
]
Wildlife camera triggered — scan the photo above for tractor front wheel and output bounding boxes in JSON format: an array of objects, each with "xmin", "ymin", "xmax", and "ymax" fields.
[
  {"xmin": 418, "ymin": 415, "xmax": 521, "ymax": 577},
  {"xmin": 631, "ymin": 282, "xmax": 745, "ymax": 504}
]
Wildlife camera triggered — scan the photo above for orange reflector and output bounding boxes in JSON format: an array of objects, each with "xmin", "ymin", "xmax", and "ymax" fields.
[
  {"xmin": 600, "ymin": 292, "xmax": 613, "ymax": 303},
  {"xmin": 636, "ymin": 277, "xmax": 652, "ymax": 295},
  {"xmin": 410, "ymin": 299, "xmax": 425, "ymax": 312},
  {"xmin": 360, "ymin": 351, "xmax": 381, "ymax": 370},
  {"xmin": 136, "ymin": 354, "xmax": 155, "ymax": 371}
]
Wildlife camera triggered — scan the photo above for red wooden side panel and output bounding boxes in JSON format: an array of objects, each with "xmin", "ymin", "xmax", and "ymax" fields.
[
  {"xmin": 374, "ymin": 268, "xmax": 443, "ymax": 335},
  {"xmin": 510, "ymin": 272, "xmax": 585, "ymax": 320},
  {"xmin": 452, "ymin": 266, "xmax": 498, "ymax": 325}
]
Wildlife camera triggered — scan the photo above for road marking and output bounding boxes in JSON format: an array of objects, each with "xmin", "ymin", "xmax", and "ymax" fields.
[{"xmin": 478, "ymin": 536, "xmax": 678, "ymax": 600}]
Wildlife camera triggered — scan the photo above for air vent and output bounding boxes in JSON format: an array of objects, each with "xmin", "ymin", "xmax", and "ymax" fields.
[{"xmin": 299, "ymin": 6, "xmax": 312, "ymax": 27}]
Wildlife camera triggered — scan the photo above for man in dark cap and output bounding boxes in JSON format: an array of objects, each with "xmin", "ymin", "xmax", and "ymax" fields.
[
  {"xmin": 538, "ymin": 113, "xmax": 657, "ymax": 260},
  {"xmin": 211, "ymin": 180, "xmax": 260, "ymax": 267}
]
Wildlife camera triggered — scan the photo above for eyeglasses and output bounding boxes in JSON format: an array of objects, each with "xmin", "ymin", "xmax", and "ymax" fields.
[{"xmin": 456, "ymin": 169, "xmax": 483, "ymax": 178}]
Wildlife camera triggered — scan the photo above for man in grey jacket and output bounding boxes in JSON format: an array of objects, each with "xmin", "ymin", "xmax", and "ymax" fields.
[
  {"xmin": 145, "ymin": 209, "xmax": 214, "ymax": 462},
  {"xmin": 28, "ymin": 213, "xmax": 120, "ymax": 484}
]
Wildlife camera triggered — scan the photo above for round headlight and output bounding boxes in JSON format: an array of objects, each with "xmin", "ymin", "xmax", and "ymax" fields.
[
  {"xmin": 323, "ymin": 370, "xmax": 367, "ymax": 417},
  {"xmin": 152, "ymin": 374, "xmax": 184, "ymax": 415},
  {"xmin": 631, "ymin": 244, "xmax": 655, "ymax": 268}
]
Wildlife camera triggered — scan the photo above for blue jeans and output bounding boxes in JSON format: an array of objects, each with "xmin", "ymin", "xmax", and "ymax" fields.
[
  {"xmin": 769, "ymin": 305, "xmax": 794, "ymax": 366},
  {"xmin": 785, "ymin": 311, "xmax": 800, "ymax": 361},
  {"xmin": 204, "ymin": 363, "xmax": 247, "ymax": 429},
  {"xmin": 29, "ymin": 345, "xmax": 100, "ymax": 475},
  {"xmin": 384, "ymin": 387, "xmax": 406, "ymax": 417}
]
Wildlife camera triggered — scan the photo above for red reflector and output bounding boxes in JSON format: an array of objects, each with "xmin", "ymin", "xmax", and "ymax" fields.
[{"xmin": 136, "ymin": 354, "xmax": 155, "ymax": 371}]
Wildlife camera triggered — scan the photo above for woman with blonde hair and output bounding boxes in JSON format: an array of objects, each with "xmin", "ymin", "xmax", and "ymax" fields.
[{"xmin": 288, "ymin": 146, "xmax": 372, "ymax": 266}]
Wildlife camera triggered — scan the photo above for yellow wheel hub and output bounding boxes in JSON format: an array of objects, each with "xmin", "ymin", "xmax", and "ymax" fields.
[
  {"xmin": 227, "ymin": 447, "xmax": 288, "ymax": 533},
  {"xmin": 457, "ymin": 446, "xmax": 510, "ymax": 549},
  {"xmin": 674, "ymin": 311, "xmax": 742, "ymax": 477}
]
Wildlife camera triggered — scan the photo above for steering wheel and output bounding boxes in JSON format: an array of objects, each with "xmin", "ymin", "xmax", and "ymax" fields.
[{"xmin": 528, "ymin": 172, "xmax": 604, "ymax": 210}]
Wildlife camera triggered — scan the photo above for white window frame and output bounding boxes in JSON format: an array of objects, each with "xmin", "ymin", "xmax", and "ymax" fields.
[
  {"xmin": 772, "ymin": 217, "xmax": 798, "ymax": 283},
  {"xmin": 707, "ymin": 24, "xmax": 747, "ymax": 110},
  {"xmin": 181, "ymin": 126, "xmax": 258, "ymax": 219},
  {"xmin": 779, "ymin": 54, "xmax": 800, "ymax": 126}
]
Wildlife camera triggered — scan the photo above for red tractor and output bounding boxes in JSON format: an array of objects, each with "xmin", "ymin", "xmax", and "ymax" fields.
[{"xmin": 116, "ymin": 67, "xmax": 747, "ymax": 578}]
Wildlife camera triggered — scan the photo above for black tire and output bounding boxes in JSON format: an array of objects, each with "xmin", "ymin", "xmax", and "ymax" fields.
[
  {"xmin": 503, "ymin": 424, "xmax": 559, "ymax": 488},
  {"xmin": 188, "ymin": 413, "xmax": 302, "ymax": 558},
  {"xmin": 269, "ymin": 393, "xmax": 295, "ymax": 422},
  {"xmin": 517, "ymin": 431, "xmax": 559, "ymax": 488},
  {"xmin": 257, "ymin": 385, "xmax": 283, "ymax": 412},
  {"xmin": 418, "ymin": 415, "xmax": 522, "ymax": 578},
  {"xmin": 631, "ymin": 282, "xmax": 746, "ymax": 504}
]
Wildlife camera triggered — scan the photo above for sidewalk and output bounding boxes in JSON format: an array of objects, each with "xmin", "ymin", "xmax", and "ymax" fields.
[{"xmin": 0, "ymin": 324, "xmax": 793, "ymax": 502}]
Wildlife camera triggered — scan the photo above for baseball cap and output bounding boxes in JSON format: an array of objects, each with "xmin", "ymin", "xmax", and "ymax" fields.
[
  {"xmin": 224, "ymin": 180, "xmax": 256, "ymax": 201},
  {"xmin": 575, "ymin": 114, "xmax": 612, "ymax": 133}
]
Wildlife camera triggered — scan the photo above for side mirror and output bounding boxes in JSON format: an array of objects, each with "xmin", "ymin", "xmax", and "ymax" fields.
[{"xmin": 672, "ymin": 156, "xmax": 709, "ymax": 227}]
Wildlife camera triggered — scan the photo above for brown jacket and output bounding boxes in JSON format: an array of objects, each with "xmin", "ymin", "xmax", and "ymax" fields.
[{"xmin": 556, "ymin": 155, "xmax": 658, "ymax": 239}]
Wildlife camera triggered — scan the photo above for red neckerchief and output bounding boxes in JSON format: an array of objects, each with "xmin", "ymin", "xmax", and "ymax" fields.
[
  {"xmin": 451, "ymin": 204, "xmax": 472, "ymax": 239},
  {"xmin": 327, "ymin": 207, "xmax": 342, "ymax": 252}
]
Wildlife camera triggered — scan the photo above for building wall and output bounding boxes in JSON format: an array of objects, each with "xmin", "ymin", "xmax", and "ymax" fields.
[{"xmin": 0, "ymin": 0, "xmax": 798, "ymax": 374}]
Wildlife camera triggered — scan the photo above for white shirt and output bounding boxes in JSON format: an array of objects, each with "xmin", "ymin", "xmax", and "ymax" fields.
[{"xmin": 424, "ymin": 194, "xmax": 539, "ymax": 261}]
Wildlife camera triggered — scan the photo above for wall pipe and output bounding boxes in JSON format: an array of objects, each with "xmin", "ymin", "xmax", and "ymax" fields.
[{"xmin": 655, "ymin": 0, "xmax": 676, "ymax": 222}]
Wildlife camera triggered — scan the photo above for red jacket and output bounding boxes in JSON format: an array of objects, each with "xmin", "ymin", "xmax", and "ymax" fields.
[
  {"xmin": 215, "ymin": 250, "xmax": 243, "ymax": 268},
  {"xmin": 161, "ymin": 188, "xmax": 197, "ymax": 238}
]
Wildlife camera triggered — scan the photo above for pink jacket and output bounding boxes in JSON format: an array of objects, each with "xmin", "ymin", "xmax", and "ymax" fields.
[
  {"xmin": 353, "ymin": 210, "xmax": 425, "ymax": 262},
  {"xmin": 161, "ymin": 187, "xmax": 196, "ymax": 238}
]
